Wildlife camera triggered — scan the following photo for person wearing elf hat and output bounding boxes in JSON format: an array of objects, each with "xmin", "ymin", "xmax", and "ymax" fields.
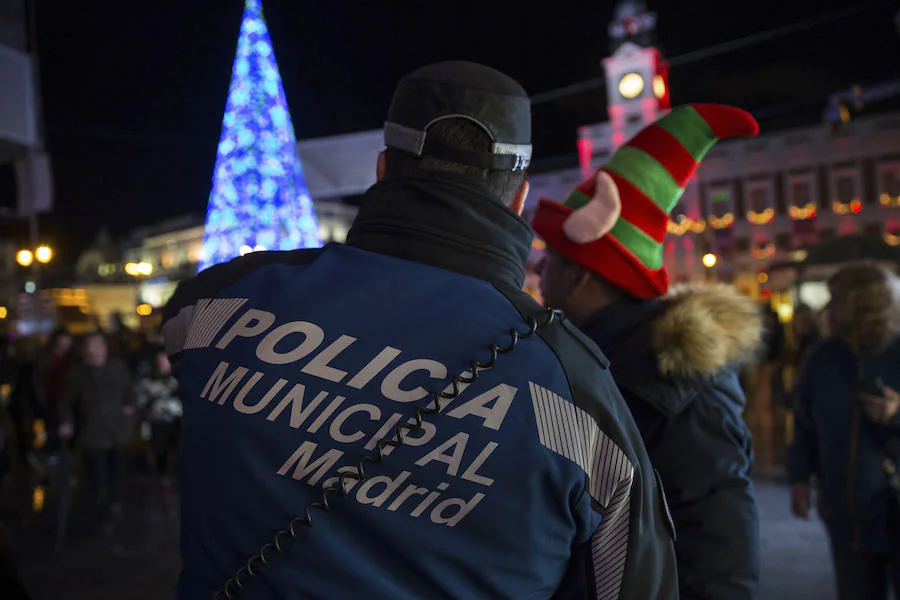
[{"xmin": 533, "ymin": 104, "xmax": 763, "ymax": 600}]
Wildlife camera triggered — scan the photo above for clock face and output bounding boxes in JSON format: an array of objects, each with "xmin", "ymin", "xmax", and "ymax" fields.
[{"xmin": 618, "ymin": 72, "xmax": 644, "ymax": 99}]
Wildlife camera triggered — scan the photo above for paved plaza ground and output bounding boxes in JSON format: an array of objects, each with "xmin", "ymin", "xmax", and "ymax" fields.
[{"xmin": 2, "ymin": 475, "xmax": 839, "ymax": 599}]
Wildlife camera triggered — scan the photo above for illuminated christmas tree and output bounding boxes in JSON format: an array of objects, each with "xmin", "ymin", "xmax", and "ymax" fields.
[{"xmin": 198, "ymin": 0, "xmax": 321, "ymax": 273}]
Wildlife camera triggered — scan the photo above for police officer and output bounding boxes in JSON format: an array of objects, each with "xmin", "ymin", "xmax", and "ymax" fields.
[{"xmin": 163, "ymin": 61, "xmax": 678, "ymax": 599}]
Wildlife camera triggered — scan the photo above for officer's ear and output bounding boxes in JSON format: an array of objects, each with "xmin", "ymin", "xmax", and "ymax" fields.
[
  {"xmin": 376, "ymin": 151, "xmax": 386, "ymax": 181},
  {"xmin": 509, "ymin": 180, "xmax": 529, "ymax": 216}
]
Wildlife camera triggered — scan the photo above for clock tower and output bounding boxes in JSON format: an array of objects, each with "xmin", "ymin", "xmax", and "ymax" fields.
[{"xmin": 602, "ymin": 0, "xmax": 669, "ymax": 149}]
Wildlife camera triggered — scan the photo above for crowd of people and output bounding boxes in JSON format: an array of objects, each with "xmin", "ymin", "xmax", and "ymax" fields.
[
  {"xmin": 0, "ymin": 324, "xmax": 183, "ymax": 535},
  {"xmin": 0, "ymin": 60, "xmax": 899, "ymax": 600}
]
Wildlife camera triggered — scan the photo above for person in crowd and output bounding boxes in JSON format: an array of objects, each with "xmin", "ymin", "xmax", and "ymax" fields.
[
  {"xmin": 133, "ymin": 328, "xmax": 166, "ymax": 379},
  {"xmin": 761, "ymin": 306, "xmax": 787, "ymax": 404},
  {"xmin": 134, "ymin": 345, "xmax": 182, "ymax": 515},
  {"xmin": 789, "ymin": 262, "xmax": 900, "ymax": 600},
  {"xmin": 532, "ymin": 104, "xmax": 762, "ymax": 599},
  {"xmin": 8, "ymin": 337, "xmax": 39, "ymax": 464},
  {"xmin": 32, "ymin": 328, "xmax": 74, "ymax": 454},
  {"xmin": 162, "ymin": 61, "xmax": 677, "ymax": 599},
  {"xmin": 0, "ymin": 338, "xmax": 16, "ymax": 488},
  {"xmin": 747, "ymin": 306, "xmax": 787, "ymax": 467},
  {"xmin": 790, "ymin": 303, "xmax": 822, "ymax": 374},
  {"xmin": 58, "ymin": 332, "xmax": 135, "ymax": 534}
]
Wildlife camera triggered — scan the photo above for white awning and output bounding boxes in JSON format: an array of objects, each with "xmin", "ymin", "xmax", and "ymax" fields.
[{"xmin": 297, "ymin": 129, "xmax": 383, "ymax": 199}]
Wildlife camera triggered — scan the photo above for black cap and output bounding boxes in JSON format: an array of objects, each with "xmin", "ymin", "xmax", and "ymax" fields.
[{"xmin": 384, "ymin": 61, "xmax": 532, "ymax": 172}]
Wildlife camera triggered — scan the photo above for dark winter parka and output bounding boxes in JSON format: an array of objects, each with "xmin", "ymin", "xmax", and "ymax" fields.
[{"xmin": 581, "ymin": 284, "xmax": 762, "ymax": 600}]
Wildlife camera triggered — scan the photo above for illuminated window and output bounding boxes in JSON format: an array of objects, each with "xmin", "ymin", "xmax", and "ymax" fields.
[
  {"xmin": 746, "ymin": 180, "xmax": 775, "ymax": 225},
  {"xmin": 187, "ymin": 243, "xmax": 201, "ymax": 264},
  {"xmin": 837, "ymin": 176, "xmax": 854, "ymax": 202},
  {"xmin": 791, "ymin": 180, "xmax": 811, "ymax": 205},
  {"xmin": 707, "ymin": 188, "xmax": 735, "ymax": 230},
  {"xmin": 331, "ymin": 226, "xmax": 348, "ymax": 243},
  {"xmin": 789, "ymin": 176, "xmax": 817, "ymax": 221},
  {"xmin": 750, "ymin": 188, "xmax": 768, "ymax": 213},
  {"xmin": 881, "ymin": 164, "xmax": 900, "ymax": 207},
  {"xmin": 160, "ymin": 249, "xmax": 175, "ymax": 269},
  {"xmin": 710, "ymin": 189, "xmax": 731, "ymax": 216}
]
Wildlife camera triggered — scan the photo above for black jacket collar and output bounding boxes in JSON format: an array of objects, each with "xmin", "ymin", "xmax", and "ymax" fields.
[{"xmin": 345, "ymin": 174, "xmax": 534, "ymax": 289}]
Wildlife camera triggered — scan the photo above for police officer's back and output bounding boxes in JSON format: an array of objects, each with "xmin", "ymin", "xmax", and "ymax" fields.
[{"xmin": 163, "ymin": 62, "xmax": 678, "ymax": 600}]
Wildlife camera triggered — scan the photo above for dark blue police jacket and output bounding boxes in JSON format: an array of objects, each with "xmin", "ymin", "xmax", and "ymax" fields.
[{"xmin": 162, "ymin": 175, "xmax": 677, "ymax": 600}]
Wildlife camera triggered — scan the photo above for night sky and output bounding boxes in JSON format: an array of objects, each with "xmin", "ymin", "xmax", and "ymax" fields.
[{"xmin": 8, "ymin": 0, "xmax": 900, "ymax": 263}]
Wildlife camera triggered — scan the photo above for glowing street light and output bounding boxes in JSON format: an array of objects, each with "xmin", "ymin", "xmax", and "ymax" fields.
[
  {"xmin": 16, "ymin": 249, "xmax": 34, "ymax": 267},
  {"xmin": 17, "ymin": 245, "xmax": 54, "ymax": 267},
  {"xmin": 35, "ymin": 245, "xmax": 53, "ymax": 264},
  {"xmin": 125, "ymin": 261, "xmax": 154, "ymax": 277},
  {"xmin": 0, "ymin": 306, "xmax": 7, "ymax": 319},
  {"xmin": 702, "ymin": 253, "xmax": 718, "ymax": 269}
]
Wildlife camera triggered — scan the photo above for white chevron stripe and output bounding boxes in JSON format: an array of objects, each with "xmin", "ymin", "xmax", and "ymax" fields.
[
  {"xmin": 528, "ymin": 381, "xmax": 635, "ymax": 600},
  {"xmin": 184, "ymin": 298, "xmax": 248, "ymax": 350},
  {"xmin": 591, "ymin": 478, "xmax": 633, "ymax": 600},
  {"xmin": 163, "ymin": 304, "xmax": 195, "ymax": 356}
]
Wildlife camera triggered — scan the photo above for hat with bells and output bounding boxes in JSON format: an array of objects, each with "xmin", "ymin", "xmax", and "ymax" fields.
[{"xmin": 531, "ymin": 104, "xmax": 759, "ymax": 300}]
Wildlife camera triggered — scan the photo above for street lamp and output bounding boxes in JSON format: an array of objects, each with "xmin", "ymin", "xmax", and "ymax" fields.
[
  {"xmin": 16, "ymin": 245, "xmax": 53, "ymax": 267},
  {"xmin": 125, "ymin": 261, "xmax": 153, "ymax": 277},
  {"xmin": 16, "ymin": 249, "xmax": 33, "ymax": 267},
  {"xmin": 35, "ymin": 245, "xmax": 53, "ymax": 264},
  {"xmin": 702, "ymin": 253, "xmax": 718, "ymax": 269}
]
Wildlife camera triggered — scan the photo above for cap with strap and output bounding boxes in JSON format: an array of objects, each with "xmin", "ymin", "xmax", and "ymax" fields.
[
  {"xmin": 532, "ymin": 103, "xmax": 759, "ymax": 300},
  {"xmin": 384, "ymin": 61, "xmax": 533, "ymax": 172}
]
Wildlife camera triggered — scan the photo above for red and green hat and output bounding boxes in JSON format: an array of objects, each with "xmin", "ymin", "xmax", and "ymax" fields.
[{"xmin": 532, "ymin": 104, "xmax": 759, "ymax": 300}]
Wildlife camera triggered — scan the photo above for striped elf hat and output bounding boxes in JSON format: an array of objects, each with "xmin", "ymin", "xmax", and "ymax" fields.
[{"xmin": 532, "ymin": 104, "xmax": 759, "ymax": 300}]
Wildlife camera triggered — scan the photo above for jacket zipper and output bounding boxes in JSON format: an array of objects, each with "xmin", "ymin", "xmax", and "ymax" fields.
[{"xmin": 848, "ymin": 405, "xmax": 861, "ymax": 550}]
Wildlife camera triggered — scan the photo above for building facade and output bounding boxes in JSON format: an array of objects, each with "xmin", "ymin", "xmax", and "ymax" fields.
[
  {"xmin": 571, "ymin": 0, "xmax": 900, "ymax": 309},
  {"xmin": 91, "ymin": 0, "xmax": 900, "ymax": 324},
  {"xmin": 115, "ymin": 200, "xmax": 358, "ymax": 312}
]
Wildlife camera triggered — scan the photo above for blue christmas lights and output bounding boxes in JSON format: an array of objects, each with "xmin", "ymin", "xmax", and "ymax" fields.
[{"xmin": 198, "ymin": 0, "xmax": 321, "ymax": 273}]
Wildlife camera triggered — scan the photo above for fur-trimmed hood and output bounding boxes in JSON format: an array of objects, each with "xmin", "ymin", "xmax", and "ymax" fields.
[{"xmin": 651, "ymin": 284, "xmax": 764, "ymax": 378}]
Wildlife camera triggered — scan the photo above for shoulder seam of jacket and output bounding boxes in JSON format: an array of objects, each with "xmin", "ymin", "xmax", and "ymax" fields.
[{"xmin": 162, "ymin": 247, "xmax": 325, "ymax": 324}]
